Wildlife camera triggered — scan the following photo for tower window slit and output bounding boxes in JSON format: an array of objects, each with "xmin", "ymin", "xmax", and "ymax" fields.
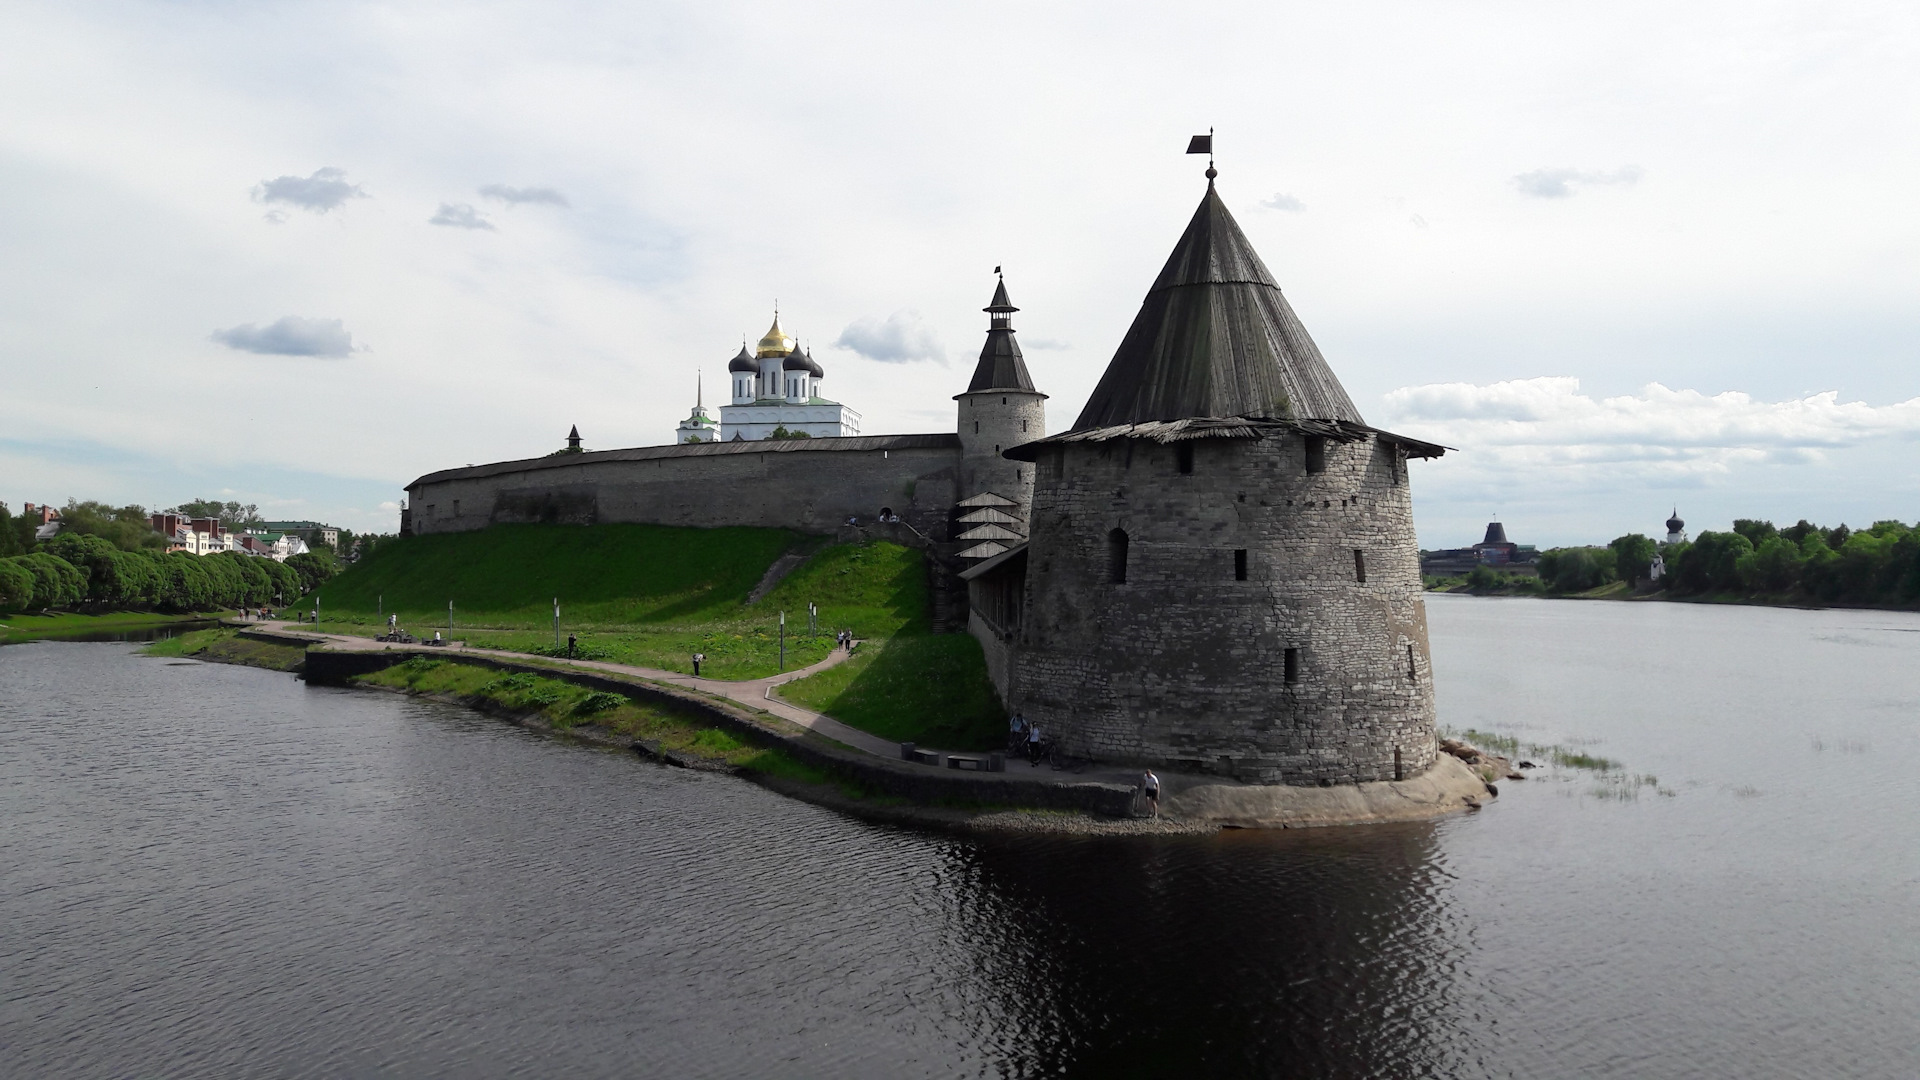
[
  {"xmin": 1284, "ymin": 647, "xmax": 1301, "ymax": 683},
  {"xmin": 1107, "ymin": 528, "xmax": 1129, "ymax": 584},
  {"xmin": 975, "ymin": 421, "xmax": 980, "ymax": 434},
  {"xmin": 1305, "ymin": 436, "xmax": 1327, "ymax": 474},
  {"xmin": 1176, "ymin": 443, "xmax": 1194, "ymax": 474},
  {"xmin": 1234, "ymin": 549, "xmax": 1248, "ymax": 580},
  {"xmin": 1407, "ymin": 645, "xmax": 1417, "ymax": 680},
  {"xmin": 1354, "ymin": 549, "xmax": 1367, "ymax": 583}
]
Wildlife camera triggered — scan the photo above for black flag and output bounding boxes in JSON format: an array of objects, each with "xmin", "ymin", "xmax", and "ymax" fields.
[{"xmin": 1186, "ymin": 134, "xmax": 1212, "ymax": 154}]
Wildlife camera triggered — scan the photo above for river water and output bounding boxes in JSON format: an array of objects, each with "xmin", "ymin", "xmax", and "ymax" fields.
[{"xmin": 3, "ymin": 597, "xmax": 1917, "ymax": 1078}]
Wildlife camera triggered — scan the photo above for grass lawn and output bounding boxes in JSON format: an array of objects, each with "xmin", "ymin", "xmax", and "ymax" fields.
[
  {"xmin": 0, "ymin": 610, "xmax": 221, "ymax": 643},
  {"xmin": 780, "ymin": 634, "xmax": 1004, "ymax": 751},
  {"xmin": 296, "ymin": 529, "xmax": 930, "ymax": 680}
]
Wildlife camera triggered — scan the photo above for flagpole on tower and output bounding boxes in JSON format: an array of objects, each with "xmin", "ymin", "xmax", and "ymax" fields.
[{"xmin": 1186, "ymin": 127, "xmax": 1216, "ymax": 182}]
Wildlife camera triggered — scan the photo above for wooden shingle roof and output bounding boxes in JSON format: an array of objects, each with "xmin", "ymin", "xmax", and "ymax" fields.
[{"xmin": 1072, "ymin": 182, "xmax": 1363, "ymax": 429}]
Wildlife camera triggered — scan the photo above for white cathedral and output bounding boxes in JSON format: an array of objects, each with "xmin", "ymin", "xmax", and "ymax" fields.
[{"xmin": 675, "ymin": 313, "xmax": 862, "ymax": 443}]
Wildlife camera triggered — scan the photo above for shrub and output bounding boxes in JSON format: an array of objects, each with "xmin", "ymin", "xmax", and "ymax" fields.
[{"xmin": 575, "ymin": 691, "xmax": 627, "ymax": 715}]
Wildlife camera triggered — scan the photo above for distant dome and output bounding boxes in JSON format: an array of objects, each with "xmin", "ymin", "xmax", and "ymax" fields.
[
  {"xmin": 1667, "ymin": 508, "xmax": 1685, "ymax": 532},
  {"xmin": 755, "ymin": 315, "xmax": 795, "ymax": 358},
  {"xmin": 727, "ymin": 345, "xmax": 756, "ymax": 373},
  {"xmin": 782, "ymin": 351, "xmax": 811, "ymax": 371}
]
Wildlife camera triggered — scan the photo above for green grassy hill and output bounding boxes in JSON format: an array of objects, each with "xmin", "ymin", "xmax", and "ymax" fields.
[
  {"xmin": 295, "ymin": 523, "xmax": 1003, "ymax": 748},
  {"xmin": 299, "ymin": 523, "xmax": 803, "ymax": 625}
]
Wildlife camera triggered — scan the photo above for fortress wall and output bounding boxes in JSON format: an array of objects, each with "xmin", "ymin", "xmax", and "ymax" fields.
[
  {"xmin": 407, "ymin": 437, "xmax": 960, "ymax": 539},
  {"xmin": 1009, "ymin": 432, "xmax": 1437, "ymax": 786}
]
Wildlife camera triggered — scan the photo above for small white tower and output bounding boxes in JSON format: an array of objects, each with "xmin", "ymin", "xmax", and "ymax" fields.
[{"xmin": 675, "ymin": 373, "xmax": 720, "ymax": 443}]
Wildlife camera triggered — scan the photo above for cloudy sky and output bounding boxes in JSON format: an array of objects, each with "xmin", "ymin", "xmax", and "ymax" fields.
[{"xmin": 3, "ymin": 1, "xmax": 1917, "ymax": 546}]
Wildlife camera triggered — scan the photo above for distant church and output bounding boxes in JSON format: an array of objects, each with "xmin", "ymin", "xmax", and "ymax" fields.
[{"xmin": 671, "ymin": 315, "xmax": 862, "ymax": 443}]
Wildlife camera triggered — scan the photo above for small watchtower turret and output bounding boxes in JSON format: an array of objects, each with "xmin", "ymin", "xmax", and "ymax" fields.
[{"xmin": 953, "ymin": 270, "xmax": 1046, "ymax": 556}]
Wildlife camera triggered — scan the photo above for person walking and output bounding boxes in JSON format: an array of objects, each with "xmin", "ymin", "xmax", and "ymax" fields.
[
  {"xmin": 1026, "ymin": 721, "xmax": 1042, "ymax": 766},
  {"xmin": 567, "ymin": 634, "xmax": 577, "ymax": 658},
  {"xmin": 691, "ymin": 652, "xmax": 704, "ymax": 677},
  {"xmin": 1141, "ymin": 769, "xmax": 1161, "ymax": 818}
]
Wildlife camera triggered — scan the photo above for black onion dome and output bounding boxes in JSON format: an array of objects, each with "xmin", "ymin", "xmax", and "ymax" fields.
[
  {"xmin": 727, "ymin": 345, "xmax": 756, "ymax": 373},
  {"xmin": 1667, "ymin": 508, "xmax": 1685, "ymax": 532},
  {"xmin": 1073, "ymin": 182, "xmax": 1362, "ymax": 428},
  {"xmin": 782, "ymin": 350, "xmax": 811, "ymax": 371}
]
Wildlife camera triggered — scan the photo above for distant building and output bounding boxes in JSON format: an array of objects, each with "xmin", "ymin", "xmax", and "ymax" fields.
[
  {"xmin": 1664, "ymin": 508, "xmax": 1686, "ymax": 545},
  {"xmin": 676, "ymin": 375, "xmax": 720, "ymax": 443},
  {"xmin": 1420, "ymin": 522, "xmax": 1539, "ymax": 576},
  {"xmin": 259, "ymin": 521, "xmax": 339, "ymax": 551},
  {"xmin": 24, "ymin": 502, "xmax": 61, "ymax": 540},
  {"xmin": 719, "ymin": 314, "xmax": 861, "ymax": 440}
]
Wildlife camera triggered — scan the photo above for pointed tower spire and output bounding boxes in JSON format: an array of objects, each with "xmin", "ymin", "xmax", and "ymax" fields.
[
  {"xmin": 965, "ymin": 271, "xmax": 1038, "ymax": 393},
  {"xmin": 1071, "ymin": 179, "xmax": 1362, "ymax": 428},
  {"xmin": 566, "ymin": 424, "xmax": 582, "ymax": 451}
]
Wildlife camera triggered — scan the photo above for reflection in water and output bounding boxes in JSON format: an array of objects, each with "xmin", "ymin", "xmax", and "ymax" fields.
[{"xmin": 955, "ymin": 828, "xmax": 1473, "ymax": 1076}]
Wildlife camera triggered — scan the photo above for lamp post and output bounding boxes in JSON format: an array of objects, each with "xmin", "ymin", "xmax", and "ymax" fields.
[
  {"xmin": 779, "ymin": 610, "xmax": 786, "ymax": 672},
  {"xmin": 448, "ymin": 600, "xmax": 453, "ymax": 634},
  {"xmin": 553, "ymin": 597, "xmax": 560, "ymax": 651}
]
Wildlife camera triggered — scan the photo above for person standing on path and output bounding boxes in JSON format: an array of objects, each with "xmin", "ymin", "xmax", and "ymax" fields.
[
  {"xmin": 1026, "ymin": 721, "xmax": 1042, "ymax": 766},
  {"xmin": 691, "ymin": 652, "xmax": 704, "ymax": 677},
  {"xmin": 567, "ymin": 634, "xmax": 577, "ymax": 658},
  {"xmin": 1141, "ymin": 769, "xmax": 1161, "ymax": 818}
]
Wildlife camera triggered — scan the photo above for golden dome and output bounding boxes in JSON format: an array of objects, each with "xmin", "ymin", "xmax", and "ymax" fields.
[{"xmin": 755, "ymin": 314, "xmax": 795, "ymax": 358}]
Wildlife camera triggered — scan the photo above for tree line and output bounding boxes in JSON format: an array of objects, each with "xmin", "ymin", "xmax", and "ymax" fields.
[
  {"xmin": 0, "ymin": 500, "xmax": 350, "ymax": 615},
  {"xmin": 1463, "ymin": 518, "xmax": 1920, "ymax": 607}
]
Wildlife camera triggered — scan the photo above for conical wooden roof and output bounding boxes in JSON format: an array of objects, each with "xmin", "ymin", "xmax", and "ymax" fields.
[{"xmin": 1072, "ymin": 182, "xmax": 1362, "ymax": 428}]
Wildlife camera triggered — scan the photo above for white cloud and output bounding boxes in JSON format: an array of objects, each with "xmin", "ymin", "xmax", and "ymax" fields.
[
  {"xmin": 1383, "ymin": 377, "xmax": 1920, "ymax": 478},
  {"xmin": 253, "ymin": 167, "xmax": 367, "ymax": 214},
  {"xmin": 429, "ymin": 202, "xmax": 495, "ymax": 230},
  {"xmin": 210, "ymin": 316, "xmax": 356, "ymax": 358},
  {"xmin": 479, "ymin": 184, "xmax": 570, "ymax": 207},
  {"xmin": 1260, "ymin": 192, "xmax": 1305, "ymax": 212},
  {"xmin": 833, "ymin": 310, "xmax": 945, "ymax": 363},
  {"xmin": 1512, "ymin": 166, "xmax": 1643, "ymax": 198}
]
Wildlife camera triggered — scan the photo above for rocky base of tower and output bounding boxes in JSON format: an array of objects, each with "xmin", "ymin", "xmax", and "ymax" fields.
[{"xmin": 1159, "ymin": 753, "xmax": 1496, "ymax": 828}]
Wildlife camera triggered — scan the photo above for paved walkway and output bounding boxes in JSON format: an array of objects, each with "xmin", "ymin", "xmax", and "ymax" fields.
[{"xmin": 241, "ymin": 619, "xmax": 1146, "ymax": 789}]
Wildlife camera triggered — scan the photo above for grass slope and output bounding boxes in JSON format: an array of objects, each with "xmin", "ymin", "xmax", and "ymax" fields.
[{"xmin": 298, "ymin": 523, "xmax": 804, "ymax": 625}]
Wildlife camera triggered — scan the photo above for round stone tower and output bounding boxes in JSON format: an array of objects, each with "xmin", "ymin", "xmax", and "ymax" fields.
[
  {"xmin": 953, "ymin": 275, "xmax": 1046, "ymax": 546},
  {"xmin": 1004, "ymin": 175, "xmax": 1447, "ymax": 786}
]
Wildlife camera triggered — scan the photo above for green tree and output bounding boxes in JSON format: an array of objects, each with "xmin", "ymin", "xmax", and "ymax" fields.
[
  {"xmin": 1609, "ymin": 534, "xmax": 1659, "ymax": 585},
  {"xmin": 285, "ymin": 550, "xmax": 339, "ymax": 595},
  {"xmin": 1537, "ymin": 546, "xmax": 1616, "ymax": 593},
  {"xmin": 766, "ymin": 425, "xmax": 812, "ymax": 439},
  {"xmin": 16, "ymin": 553, "xmax": 86, "ymax": 608},
  {"xmin": 167, "ymin": 499, "xmax": 262, "ymax": 527},
  {"xmin": 54, "ymin": 500, "xmax": 164, "ymax": 551},
  {"xmin": 1673, "ymin": 531, "xmax": 1753, "ymax": 594},
  {"xmin": 1739, "ymin": 536, "xmax": 1804, "ymax": 594},
  {"xmin": 0, "ymin": 559, "xmax": 35, "ymax": 612},
  {"xmin": 154, "ymin": 552, "xmax": 215, "ymax": 612},
  {"xmin": 0, "ymin": 503, "xmax": 19, "ymax": 558},
  {"xmin": 1731, "ymin": 519, "xmax": 1778, "ymax": 548}
]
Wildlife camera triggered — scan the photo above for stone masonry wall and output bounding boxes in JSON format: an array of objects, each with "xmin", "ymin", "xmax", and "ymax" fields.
[
  {"xmin": 1008, "ymin": 432, "xmax": 1437, "ymax": 785},
  {"xmin": 956, "ymin": 391, "xmax": 1046, "ymax": 511},
  {"xmin": 408, "ymin": 437, "xmax": 961, "ymax": 540}
]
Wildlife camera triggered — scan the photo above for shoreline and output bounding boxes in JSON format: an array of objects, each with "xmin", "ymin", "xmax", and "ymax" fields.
[
  {"xmin": 152, "ymin": 626, "xmax": 1496, "ymax": 835},
  {"xmin": 1426, "ymin": 584, "xmax": 1920, "ymax": 613}
]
